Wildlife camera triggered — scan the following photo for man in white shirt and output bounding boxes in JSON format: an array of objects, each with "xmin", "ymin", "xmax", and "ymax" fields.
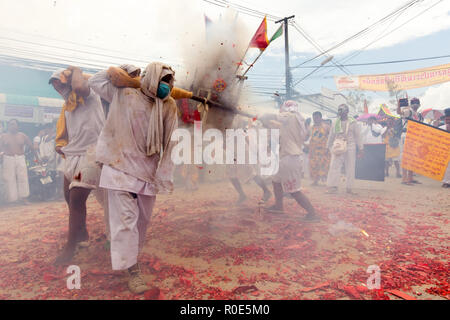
[
  {"xmin": 49, "ymin": 67, "xmax": 106, "ymax": 265},
  {"xmin": 397, "ymin": 98, "xmax": 423, "ymax": 185},
  {"xmin": 362, "ymin": 116, "xmax": 387, "ymax": 144},
  {"xmin": 89, "ymin": 62, "xmax": 178, "ymax": 294},
  {"xmin": 326, "ymin": 104, "xmax": 364, "ymax": 194},
  {"xmin": 259, "ymin": 100, "xmax": 319, "ymax": 222}
]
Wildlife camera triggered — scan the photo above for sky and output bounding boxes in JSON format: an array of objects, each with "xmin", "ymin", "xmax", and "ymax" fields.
[{"xmin": 0, "ymin": 0, "xmax": 449, "ymax": 111}]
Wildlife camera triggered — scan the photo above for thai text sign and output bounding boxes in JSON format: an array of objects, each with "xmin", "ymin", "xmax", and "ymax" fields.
[
  {"xmin": 335, "ymin": 63, "xmax": 450, "ymax": 91},
  {"xmin": 402, "ymin": 120, "xmax": 450, "ymax": 181}
]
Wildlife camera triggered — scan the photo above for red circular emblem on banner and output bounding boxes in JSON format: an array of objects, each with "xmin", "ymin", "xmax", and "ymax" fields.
[{"xmin": 213, "ymin": 78, "xmax": 227, "ymax": 92}]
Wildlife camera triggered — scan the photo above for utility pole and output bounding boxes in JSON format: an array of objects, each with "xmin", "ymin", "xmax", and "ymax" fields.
[{"xmin": 275, "ymin": 15, "xmax": 295, "ymax": 101}]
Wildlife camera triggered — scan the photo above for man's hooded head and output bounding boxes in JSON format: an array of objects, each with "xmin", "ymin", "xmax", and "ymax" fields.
[
  {"xmin": 139, "ymin": 62, "xmax": 176, "ymax": 157},
  {"xmin": 140, "ymin": 62, "xmax": 175, "ymax": 101},
  {"xmin": 49, "ymin": 69, "xmax": 71, "ymax": 99}
]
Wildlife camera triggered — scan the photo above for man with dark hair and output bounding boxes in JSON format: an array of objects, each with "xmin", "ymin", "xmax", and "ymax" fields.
[
  {"xmin": 362, "ymin": 116, "xmax": 386, "ymax": 144},
  {"xmin": 49, "ymin": 66, "xmax": 106, "ymax": 265},
  {"xmin": 0, "ymin": 119, "xmax": 39, "ymax": 204},
  {"xmin": 396, "ymin": 97, "xmax": 423, "ymax": 185},
  {"xmin": 326, "ymin": 104, "xmax": 363, "ymax": 194}
]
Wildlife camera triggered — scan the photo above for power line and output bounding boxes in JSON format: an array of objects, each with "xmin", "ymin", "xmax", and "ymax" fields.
[
  {"xmin": 291, "ymin": 0, "xmax": 422, "ymax": 69},
  {"xmin": 290, "ymin": 22, "xmax": 351, "ymax": 75},
  {"xmin": 290, "ymin": 0, "xmax": 422, "ymax": 85},
  {"xmin": 289, "ymin": 23, "xmax": 350, "ymax": 88},
  {"xmin": 0, "ymin": 36, "xmax": 182, "ymax": 66},
  {"xmin": 0, "ymin": 45, "xmax": 123, "ymax": 68},
  {"xmin": 0, "ymin": 54, "xmax": 102, "ymax": 74},
  {"xmin": 314, "ymin": 0, "xmax": 445, "ymax": 77},
  {"xmin": 291, "ymin": 54, "xmax": 450, "ymax": 68},
  {"xmin": 214, "ymin": 0, "xmax": 282, "ymax": 20},
  {"xmin": 0, "ymin": 27, "xmax": 169, "ymax": 64},
  {"xmin": 202, "ymin": 0, "xmax": 281, "ymax": 21}
]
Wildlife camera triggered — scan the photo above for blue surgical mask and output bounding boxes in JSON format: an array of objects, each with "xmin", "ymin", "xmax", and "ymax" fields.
[{"xmin": 157, "ymin": 82, "xmax": 171, "ymax": 99}]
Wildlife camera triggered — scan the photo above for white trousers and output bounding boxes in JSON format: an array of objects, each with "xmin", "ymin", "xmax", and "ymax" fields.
[
  {"xmin": 2, "ymin": 155, "xmax": 29, "ymax": 202},
  {"xmin": 272, "ymin": 154, "xmax": 303, "ymax": 193},
  {"xmin": 107, "ymin": 189, "xmax": 156, "ymax": 270},
  {"xmin": 327, "ymin": 146, "xmax": 356, "ymax": 189},
  {"xmin": 93, "ymin": 188, "xmax": 110, "ymax": 240}
]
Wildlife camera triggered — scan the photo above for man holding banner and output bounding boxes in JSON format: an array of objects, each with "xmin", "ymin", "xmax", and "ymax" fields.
[
  {"xmin": 401, "ymin": 108, "xmax": 450, "ymax": 187},
  {"xmin": 397, "ymin": 97, "xmax": 423, "ymax": 185}
]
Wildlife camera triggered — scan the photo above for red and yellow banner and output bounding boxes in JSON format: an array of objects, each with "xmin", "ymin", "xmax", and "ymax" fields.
[
  {"xmin": 335, "ymin": 63, "xmax": 450, "ymax": 91},
  {"xmin": 402, "ymin": 120, "xmax": 450, "ymax": 181},
  {"xmin": 249, "ymin": 17, "xmax": 269, "ymax": 51}
]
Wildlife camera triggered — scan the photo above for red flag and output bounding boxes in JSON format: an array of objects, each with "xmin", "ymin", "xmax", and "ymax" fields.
[{"xmin": 249, "ymin": 17, "xmax": 269, "ymax": 51}]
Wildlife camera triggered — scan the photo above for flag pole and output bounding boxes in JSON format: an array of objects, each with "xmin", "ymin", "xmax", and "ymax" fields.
[
  {"xmin": 235, "ymin": 43, "xmax": 251, "ymax": 75},
  {"xmin": 241, "ymin": 49, "xmax": 265, "ymax": 77},
  {"xmin": 235, "ymin": 16, "xmax": 267, "ymax": 75},
  {"xmin": 241, "ymin": 24, "xmax": 283, "ymax": 77}
]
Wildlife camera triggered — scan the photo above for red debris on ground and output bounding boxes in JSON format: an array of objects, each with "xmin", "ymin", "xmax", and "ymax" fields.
[{"xmin": 0, "ymin": 178, "xmax": 448, "ymax": 300}]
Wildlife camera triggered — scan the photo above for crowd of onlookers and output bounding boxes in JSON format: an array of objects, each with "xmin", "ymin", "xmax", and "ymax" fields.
[
  {"xmin": 0, "ymin": 119, "xmax": 64, "ymax": 206},
  {"xmin": 299, "ymin": 98, "xmax": 450, "ymax": 191},
  {"xmin": 1, "ymin": 98, "xmax": 449, "ymax": 206}
]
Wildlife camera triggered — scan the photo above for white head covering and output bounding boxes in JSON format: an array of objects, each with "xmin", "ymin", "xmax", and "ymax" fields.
[
  {"xmin": 140, "ymin": 62, "xmax": 175, "ymax": 157},
  {"xmin": 280, "ymin": 100, "xmax": 300, "ymax": 113},
  {"xmin": 48, "ymin": 69, "xmax": 71, "ymax": 99},
  {"xmin": 48, "ymin": 68, "xmax": 66, "ymax": 84},
  {"xmin": 280, "ymin": 100, "xmax": 305, "ymax": 128}
]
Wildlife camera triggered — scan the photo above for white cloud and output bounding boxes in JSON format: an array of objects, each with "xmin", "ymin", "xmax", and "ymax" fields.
[
  {"xmin": 420, "ymin": 82, "xmax": 450, "ymax": 110},
  {"xmin": 365, "ymin": 81, "xmax": 450, "ymax": 115}
]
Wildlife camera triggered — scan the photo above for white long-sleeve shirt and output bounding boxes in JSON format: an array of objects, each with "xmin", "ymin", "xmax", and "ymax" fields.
[
  {"xmin": 88, "ymin": 70, "xmax": 178, "ymax": 194},
  {"xmin": 327, "ymin": 119, "xmax": 363, "ymax": 151},
  {"xmin": 362, "ymin": 123, "xmax": 387, "ymax": 144}
]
